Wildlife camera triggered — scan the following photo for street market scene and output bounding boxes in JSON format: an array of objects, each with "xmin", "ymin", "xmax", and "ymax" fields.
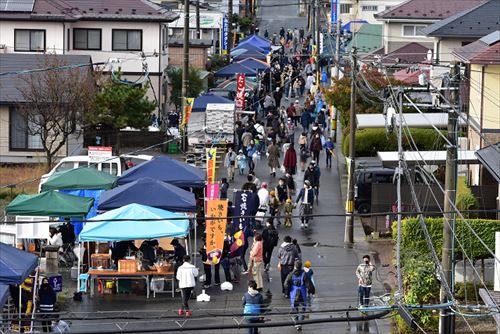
[{"xmin": 0, "ymin": 0, "xmax": 499, "ymax": 333}]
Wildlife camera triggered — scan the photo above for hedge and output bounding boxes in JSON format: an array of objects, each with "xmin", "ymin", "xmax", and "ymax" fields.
[
  {"xmin": 394, "ymin": 217, "xmax": 500, "ymax": 260},
  {"xmin": 342, "ymin": 128, "xmax": 447, "ymax": 157}
]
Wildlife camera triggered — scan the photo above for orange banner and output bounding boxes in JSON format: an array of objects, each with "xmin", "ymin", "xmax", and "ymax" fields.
[{"xmin": 205, "ymin": 199, "xmax": 228, "ymax": 264}]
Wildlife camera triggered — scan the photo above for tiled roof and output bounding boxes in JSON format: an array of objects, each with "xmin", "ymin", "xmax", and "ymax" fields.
[
  {"xmin": 0, "ymin": 54, "xmax": 92, "ymax": 104},
  {"xmin": 375, "ymin": 0, "xmax": 486, "ymax": 20},
  {"xmin": 382, "ymin": 42, "xmax": 431, "ymax": 65},
  {"xmin": 453, "ymin": 31, "xmax": 500, "ymax": 64},
  {"xmin": 422, "ymin": 0, "xmax": 500, "ymax": 38},
  {"xmin": 0, "ymin": 0, "xmax": 178, "ymax": 22}
]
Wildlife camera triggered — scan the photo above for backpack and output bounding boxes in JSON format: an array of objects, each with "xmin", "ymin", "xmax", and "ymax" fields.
[{"xmin": 268, "ymin": 228, "xmax": 279, "ymax": 247}]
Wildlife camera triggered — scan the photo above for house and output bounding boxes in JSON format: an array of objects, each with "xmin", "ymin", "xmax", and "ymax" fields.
[
  {"xmin": 0, "ymin": 0, "xmax": 179, "ymax": 111},
  {"xmin": 422, "ymin": 0, "xmax": 500, "ymax": 63},
  {"xmin": 168, "ymin": 39, "xmax": 212, "ymax": 69},
  {"xmin": 374, "ymin": 0, "xmax": 485, "ymax": 54},
  {"xmin": 0, "ymin": 53, "xmax": 93, "ymax": 164},
  {"xmin": 332, "ymin": 0, "xmax": 405, "ymax": 25},
  {"xmin": 452, "ymin": 31, "xmax": 500, "ymax": 187}
]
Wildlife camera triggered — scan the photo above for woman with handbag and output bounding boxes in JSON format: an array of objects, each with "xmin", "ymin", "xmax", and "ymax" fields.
[{"xmin": 249, "ymin": 233, "xmax": 264, "ymax": 291}]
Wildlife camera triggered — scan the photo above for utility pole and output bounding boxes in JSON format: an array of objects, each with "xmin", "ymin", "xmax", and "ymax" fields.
[
  {"xmin": 315, "ymin": 0, "xmax": 320, "ymax": 85},
  {"xmin": 181, "ymin": 0, "xmax": 190, "ymax": 151},
  {"xmin": 439, "ymin": 62, "xmax": 459, "ymax": 334},
  {"xmin": 196, "ymin": 0, "xmax": 201, "ymax": 39},
  {"xmin": 332, "ymin": 19, "xmax": 341, "ymax": 142},
  {"xmin": 344, "ymin": 47, "xmax": 357, "ymax": 245},
  {"xmin": 311, "ymin": 0, "xmax": 315, "ymax": 36}
]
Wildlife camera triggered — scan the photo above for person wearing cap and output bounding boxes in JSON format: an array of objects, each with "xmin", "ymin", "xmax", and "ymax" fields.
[
  {"xmin": 303, "ymin": 260, "xmax": 316, "ymax": 294},
  {"xmin": 295, "ymin": 180, "xmax": 314, "ymax": 228},
  {"xmin": 284, "ymin": 260, "xmax": 315, "ymax": 330},
  {"xmin": 236, "ymin": 149, "xmax": 247, "ymax": 175}
]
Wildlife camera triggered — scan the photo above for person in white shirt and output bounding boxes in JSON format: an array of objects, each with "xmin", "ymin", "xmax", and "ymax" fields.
[
  {"xmin": 176, "ymin": 255, "xmax": 199, "ymax": 316},
  {"xmin": 48, "ymin": 227, "xmax": 63, "ymax": 251},
  {"xmin": 257, "ymin": 183, "xmax": 270, "ymax": 209}
]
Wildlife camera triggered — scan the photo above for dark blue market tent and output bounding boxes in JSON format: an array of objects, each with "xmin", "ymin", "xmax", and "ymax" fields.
[
  {"xmin": 117, "ymin": 156, "xmax": 205, "ymax": 188},
  {"xmin": 0, "ymin": 284, "xmax": 9, "ymax": 308},
  {"xmin": 0, "ymin": 243, "xmax": 38, "ymax": 285},
  {"xmin": 192, "ymin": 93, "xmax": 233, "ymax": 112},
  {"xmin": 214, "ymin": 62, "xmax": 258, "ymax": 77},
  {"xmin": 237, "ymin": 58, "xmax": 270, "ymax": 71},
  {"xmin": 232, "ymin": 43, "xmax": 265, "ymax": 54},
  {"xmin": 237, "ymin": 34, "xmax": 272, "ymax": 53},
  {"xmin": 98, "ymin": 177, "xmax": 196, "ymax": 212},
  {"xmin": 233, "ymin": 50, "xmax": 267, "ymax": 61}
]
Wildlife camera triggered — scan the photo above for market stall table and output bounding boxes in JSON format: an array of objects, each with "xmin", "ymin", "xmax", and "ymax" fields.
[{"xmin": 88, "ymin": 269, "xmax": 175, "ymax": 299}]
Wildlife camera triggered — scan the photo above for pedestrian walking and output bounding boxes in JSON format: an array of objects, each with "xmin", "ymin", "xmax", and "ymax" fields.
[
  {"xmin": 247, "ymin": 141, "xmax": 258, "ymax": 173},
  {"xmin": 292, "ymin": 239, "xmax": 302, "ymax": 260},
  {"xmin": 249, "ymin": 233, "xmax": 264, "ymax": 290},
  {"xmin": 283, "ymin": 199, "xmax": 295, "ymax": 227},
  {"xmin": 219, "ymin": 178, "xmax": 229, "ymax": 199},
  {"xmin": 295, "ymin": 181, "xmax": 314, "ymax": 229},
  {"xmin": 237, "ymin": 150, "xmax": 247, "ymax": 175},
  {"xmin": 242, "ymin": 280, "xmax": 264, "ymax": 334},
  {"xmin": 224, "ymin": 147, "xmax": 237, "ymax": 181},
  {"xmin": 309, "ymin": 133, "xmax": 322, "ymax": 162},
  {"xmin": 323, "ymin": 137, "xmax": 335, "ymax": 168},
  {"xmin": 300, "ymin": 111, "xmax": 310, "ymax": 132},
  {"xmin": 273, "ymin": 87, "xmax": 283, "ymax": 108},
  {"xmin": 303, "ymin": 260, "xmax": 316, "ymax": 294},
  {"xmin": 356, "ymin": 255, "xmax": 376, "ymax": 307},
  {"xmin": 299, "ymin": 146, "xmax": 310, "ymax": 172},
  {"xmin": 284, "ymin": 260, "xmax": 315, "ymax": 331},
  {"xmin": 262, "ymin": 220, "xmax": 279, "ymax": 271},
  {"xmin": 277, "ymin": 235, "xmax": 300, "ymax": 298},
  {"xmin": 268, "ymin": 190, "xmax": 280, "ymax": 224},
  {"xmin": 283, "ymin": 144, "xmax": 297, "ymax": 175},
  {"xmin": 241, "ymin": 225, "xmax": 254, "ymax": 274},
  {"xmin": 264, "ymin": 29, "xmax": 269, "ymax": 39},
  {"xmin": 176, "ymin": 255, "xmax": 198, "ymax": 316},
  {"xmin": 39, "ymin": 277, "xmax": 56, "ymax": 332},
  {"xmin": 267, "ymin": 140, "xmax": 280, "ymax": 177}
]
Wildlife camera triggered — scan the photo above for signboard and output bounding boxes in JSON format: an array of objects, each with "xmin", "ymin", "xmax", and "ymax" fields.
[
  {"xmin": 206, "ymin": 147, "xmax": 217, "ymax": 184},
  {"xmin": 235, "ymin": 73, "xmax": 246, "ymax": 109},
  {"xmin": 319, "ymin": 32, "xmax": 324, "ymax": 55},
  {"xmin": 331, "ymin": 0, "xmax": 338, "ymax": 25},
  {"xmin": 206, "ymin": 183, "xmax": 220, "ymax": 200},
  {"xmin": 205, "ymin": 199, "xmax": 228, "ymax": 264},
  {"xmin": 88, "ymin": 146, "xmax": 112, "ymax": 163},
  {"xmin": 232, "ymin": 191, "xmax": 255, "ymax": 234},
  {"xmin": 222, "ymin": 16, "xmax": 229, "ymax": 54},
  {"xmin": 181, "ymin": 97, "xmax": 194, "ymax": 129},
  {"xmin": 49, "ymin": 275, "xmax": 63, "ymax": 293}
]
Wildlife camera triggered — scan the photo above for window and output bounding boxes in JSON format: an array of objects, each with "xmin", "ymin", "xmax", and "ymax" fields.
[
  {"xmin": 9, "ymin": 107, "xmax": 43, "ymax": 150},
  {"xmin": 73, "ymin": 28, "xmax": 101, "ymax": 50},
  {"xmin": 14, "ymin": 29, "xmax": 45, "ymax": 52},
  {"xmin": 402, "ymin": 25, "xmax": 427, "ymax": 37},
  {"xmin": 340, "ymin": 3, "xmax": 352, "ymax": 14},
  {"xmin": 385, "ymin": 5, "xmax": 393, "ymax": 10},
  {"xmin": 112, "ymin": 29, "xmax": 142, "ymax": 51},
  {"xmin": 361, "ymin": 5, "xmax": 378, "ymax": 11}
]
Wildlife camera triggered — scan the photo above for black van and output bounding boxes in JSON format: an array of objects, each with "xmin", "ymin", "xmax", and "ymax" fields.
[{"xmin": 354, "ymin": 167, "xmax": 395, "ymax": 214}]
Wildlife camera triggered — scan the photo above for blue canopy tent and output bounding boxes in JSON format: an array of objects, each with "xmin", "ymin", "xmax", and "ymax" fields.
[
  {"xmin": 0, "ymin": 284, "xmax": 9, "ymax": 308},
  {"xmin": 0, "ymin": 243, "xmax": 38, "ymax": 285},
  {"xmin": 79, "ymin": 204, "xmax": 190, "ymax": 241},
  {"xmin": 237, "ymin": 34, "xmax": 272, "ymax": 53},
  {"xmin": 233, "ymin": 50, "xmax": 267, "ymax": 61},
  {"xmin": 232, "ymin": 43, "xmax": 266, "ymax": 54},
  {"xmin": 192, "ymin": 93, "xmax": 233, "ymax": 113},
  {"xmin": 117, "ymin": 156, "xmax": 205, "ymax": 188},
  {"xmin": 237, "ymin": 58, "xmax": 270, "ymax": 72},
  {"xmin": 98, "ymin": 177, "xmax": 196, "ymax": 212},
  {"xmin": 214, "ymin": 62, "xmax": 258, "ymax": 77}
]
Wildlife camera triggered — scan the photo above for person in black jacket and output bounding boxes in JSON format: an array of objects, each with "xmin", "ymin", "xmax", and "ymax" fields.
[
  {"xmin": 295, "ymin": 180, "xmax": 315, "ymax": 229},
  {"xmin": 242, "ymin": 280, "xmax": 264, "ymax": 334},
  {"xmin": 39, "ymin": 277, "xmax": 56, "ymax": 332},
  {"xmin": 262, "ymin": 220, "xmax": 279, "ymax": 272}
]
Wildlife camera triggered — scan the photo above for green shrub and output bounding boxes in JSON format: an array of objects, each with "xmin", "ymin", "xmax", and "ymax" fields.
[
  {"xmin": 456, "ymin": 193, "xmax": 479, "ymax": 218},
  {"xmin": 342, "ymin": 128, "xmax": 447, "ymax": 157}
]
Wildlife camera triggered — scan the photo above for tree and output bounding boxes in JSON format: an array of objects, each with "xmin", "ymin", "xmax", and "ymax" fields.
[
  {"xmin": 166, "ymin": 67, "xmax": 204, "ymax": 110},
  {"xmin": 88, "ymin": 74, "xmax": 156, "ymax": 153},
  {"xmin": 16, "ymin": 54, "xmax": 96, "ymax": 171}
]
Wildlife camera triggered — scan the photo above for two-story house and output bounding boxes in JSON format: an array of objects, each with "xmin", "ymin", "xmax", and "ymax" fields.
[
  {"xmin": 0, "ymin": 0, "xmax": 178, "ymax": 108},
  {"xmin": 374, "ymin": 0, "xmax": 485, "ymax": 54},
  {"xmin": 334, "ymin": 0, "xmax": 404, "ymax": 25}
]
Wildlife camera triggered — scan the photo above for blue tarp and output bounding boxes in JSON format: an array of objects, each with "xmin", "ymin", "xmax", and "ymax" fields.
[
  {"xmin": 233, "ymin": 50, "xmax": 267, "ymax": 61},
  {"xmin": 215, "ymin": 62, "xmax": 258, "ymax": 77},
  {"xmin": 118, "ymin": 156, "xmax": 205, "ymax": 188},
  {"xmin": 98, "ymin": 177, "xmax": 196, "ymax": 212},
  {"xmin": 192, "ymin": 93, "xmax": 233, "ymax": 113},
  {"xmin": 0, "ymin": 284, "xmax": 9, "ymax": 308},
  {"xmin": 79, "ymin": 204, "xmax": 190, "ymax": 241},
  {"xmin": 60, "ymin": 189, "xmax": 103, "ymax": 236},
  {"xmin": 237, "ymin": 58, "xmax": 270, "ymax": 71},
  {"xmin": 237, "ymin": 34, "xmax": 272, "ymax": 53},
  {"xmin": 0, "ymin": 242, "xmax": 38, "ymax": 285}
]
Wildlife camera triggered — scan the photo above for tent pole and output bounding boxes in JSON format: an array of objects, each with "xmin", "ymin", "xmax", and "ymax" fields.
[
  {"xmin": 18, "ymin": 285, "xmax": 21, "ymax": 330},
  {"xmin": 77, "ymin": 241, "xmax": 81, "ymax": 292},
  {"xmin": 193, "ymin": 217, "xmax": 197, "ymax": 265},
  {"xmin": 29, "ymin": 269, "xmax": 39, "ymax": 332}
]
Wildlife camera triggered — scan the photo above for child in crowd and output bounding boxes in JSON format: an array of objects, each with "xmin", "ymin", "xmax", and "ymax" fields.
[
  {"xmin": 303, "ymin": 260, "xmax": 316, "ymax": 296},
  {"xmin": 236, "ymin": 150, "xmax": 247, "ymax": 175},
  {"xmin": 283, "ymin": 199, "xmax": 295, "ymax": 228}
]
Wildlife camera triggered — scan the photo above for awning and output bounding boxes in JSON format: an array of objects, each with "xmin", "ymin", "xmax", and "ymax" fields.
[
  {"xmin": 41, "ymin": 167, "xmax": 118, "ymax": 192},
  {"xmin": 237, "ymin": 57, "xmax": 270, "ymax": 71},
  {"xmin": 0, "ymin": 284, "xmax": 9, "ymax": 308},
  {"xmin": 79, "ymin": 204, "xmax": 190, "ymax": 241},
  {"xmin": 192, "ymin": 93, "xmax": 233, "ymax": 113},
  {"xmin": 0, "ymin": 242, "xmax": 38, "ymax": 285},
  {"xmin": 474, "ymin": 142, "xmax": 500, "ymax": 182},
  {"xmin": 377, "ymin": 150, "xmax": 478, "ymax": 167},
  {"xmin": 215, "ymin": 62, "xmax": 258, "ymax": 77}
]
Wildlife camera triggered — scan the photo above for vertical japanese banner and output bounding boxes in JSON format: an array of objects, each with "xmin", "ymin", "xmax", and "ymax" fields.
[
  {"xmin": 222, "ymin": 17, "xmax": 229, "ymax": 54},
  {"xmin": 331, "ymin": 0, "xmax": 338, "ymax": 25},
  {"xmin": 206, "ymin": 147, "xmax": 217, "ymax": 184},
  {"xmin": 206, "ymin": 183, "xmax": 220, "ymax": 200},
  {"xmin": 235, "ymin": 73, "xmax": 246, "ymax": 110},
  {"xmin": 181, "ymin": 97, "xmax": 194, "ymax": 128},
  {"xmin": 231, "ymin": 191, "xmax": 255, "ymax": 234},
  {"xmin": 206, "ymin": 199, "xmax": 228, "ymax": 264}
]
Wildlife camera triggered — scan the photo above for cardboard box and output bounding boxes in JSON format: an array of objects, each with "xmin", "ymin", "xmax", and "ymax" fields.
[
  {"xmin": 118, "ymin": 259, "xmax": 137, "ymax": 273},
  {"xmin": 91, "ymin": 254, "xmax": 111, "ymax": 269}
]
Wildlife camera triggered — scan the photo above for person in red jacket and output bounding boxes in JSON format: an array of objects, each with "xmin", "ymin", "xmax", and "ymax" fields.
[{"xmin": 283, "ymin": 143, "xmax": 297, "ymax": 175}]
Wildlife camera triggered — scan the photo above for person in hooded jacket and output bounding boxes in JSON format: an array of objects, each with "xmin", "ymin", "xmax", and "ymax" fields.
[
  {"xmin": 284, "ymin": 260, "xmax": 315, "ymax": 330},
  {"xmin": 39, "ymin": 277, "xmax": 56, "ymax": 332},
  {"xmin": 242, "ymin": 280, "xmax": 264, "ymax": 334},
  {"xmin": 277, "ymin": 235, "xmax": 300, "ymax": 298}
]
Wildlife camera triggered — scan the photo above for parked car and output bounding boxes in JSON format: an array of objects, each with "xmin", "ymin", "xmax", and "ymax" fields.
[{"xmin": 38, "ymin": 154, "xmax": 153, "ymax": 192}]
